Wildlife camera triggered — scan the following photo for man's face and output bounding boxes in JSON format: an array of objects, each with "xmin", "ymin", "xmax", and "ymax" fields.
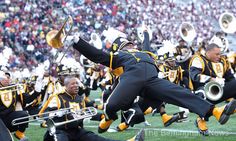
[
  {"xmin": 206, "ymin": 47, "xmax": 221, "ymax": 63},
  {"xmin": 66, "ymin": 78, "xmax": 79, "ymax": 96},
  {"xmin": 0, "ymin": 77, "xmax": 10, "ymax": 87}
]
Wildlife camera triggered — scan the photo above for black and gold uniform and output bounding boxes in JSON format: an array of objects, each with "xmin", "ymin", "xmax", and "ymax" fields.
[
  {"xmin": 158, "ymin": 64, "xmax": 184, "ymax": 85},
  {"xmin": 189, "ymin": 43, "xmax": 236, "ymax": 136},
  {"xmin": 189, "ymin": 50, "xmax": 236, "ymax": 103},
  {"xmin": 42, "ymin": 76, "xmax": 139, "ymax": 141},
  {"xmin": 69, "ymin": 32, "xmax": 236, "ymax": 134},
  {"xmin": 0, "ymin": 83, "xmax": 40, "ymax": 140},
  {"xmin": 115, "ymin": 32, "xmax": 179, "ymax": 131}
]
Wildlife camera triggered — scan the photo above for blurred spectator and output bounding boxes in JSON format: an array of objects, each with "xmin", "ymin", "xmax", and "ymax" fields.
[{"xmin": 0, "ymin": 0, "xmax": 235, "ymax": 72}]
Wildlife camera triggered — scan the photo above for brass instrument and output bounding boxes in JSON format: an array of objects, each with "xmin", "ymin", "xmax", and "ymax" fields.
[
  {"xmin": 46, "ymin": 15, "xmax": 73, "ymax": 49},
  {"xmin": 219, "ymin": 12, "xmax": 236, "ymax": 34},
  {"xmin": 204, "ymin": 81, "xmax": 223, "ymax": 101},
  {"xmin": 176, "ymin": 22, "xmax": 196, "ymax": 63},
  {"xmin": 46, "ymin": 107, "xmax": 97, "ymax": 135},
  {"xmin": 179, "ymin": 22, "xmax": 196, "ymax": 42},
  {"xmin": 11, "ymin": 107, "xmax": 74, "ymax": 126},
  {"xmin": 46, "ymin": 15, "xmax": 73, "ymax": 64},
  {"xmin": 0, "ymin": 84, "xmax": 24, "ymax": 95}
]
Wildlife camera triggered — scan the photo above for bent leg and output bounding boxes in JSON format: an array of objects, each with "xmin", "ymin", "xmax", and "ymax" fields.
[{"xmin": 145, "ymin": 78, "xmax": 213, "ymax": 118}]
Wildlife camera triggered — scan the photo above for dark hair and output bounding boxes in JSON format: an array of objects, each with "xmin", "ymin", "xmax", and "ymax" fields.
[
  {"xmin": 205, "ymin": 43, "xmax": 220, "ymax": 52},
  {"xmin": 64, "ymin": 76, "xmax": 76, "ymax": 86}
]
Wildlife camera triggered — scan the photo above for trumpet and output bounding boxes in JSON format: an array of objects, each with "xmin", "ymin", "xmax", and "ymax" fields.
[
  {"xmin": 46, "ymin": 107, "xmax": 97, "ymax": 135},
  {"xmin": 11, "ymin": 107, "xmax": 74, "ymax": 126},
  {"xmin": 0, "ymin": 84, "xmax": 24, "ymax": 95},
  {"xmin": 204, "ymin": 81, "xmax": 223, "ymax": 101},
  {"xmin": 219, "ymin": 12, "xmax": 236, "ymax": 34}
]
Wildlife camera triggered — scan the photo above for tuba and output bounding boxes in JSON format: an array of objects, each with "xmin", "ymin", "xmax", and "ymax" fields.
[
  {"xmin": 179, "ymin": 22, "xmax": 196, "ymax": 43},
  {"xmin": 204, "ymin": 81, "xmax": 223, "ymax": 101},
  {"xmin": 219, "ymin": 12, "xmax": 236, "ymax": 34},
  {"xmin": 175, "ymin": 22, "xmax": 196, "ymax": 63}
]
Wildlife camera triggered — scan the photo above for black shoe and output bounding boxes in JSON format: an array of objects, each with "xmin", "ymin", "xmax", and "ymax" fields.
[{"xmin": 174, "ymin": 111, "xmax": 189, "ymax": 122}]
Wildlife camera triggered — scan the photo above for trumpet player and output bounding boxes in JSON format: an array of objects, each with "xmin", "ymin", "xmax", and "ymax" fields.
[
  {"xmin": 42, "ymin": 76, "xmax": 144, "ymax": 141},
  {"xmin": 0, "ymin": 71, "xmax": 43, "ymax": 141},
  {"xmin": 189, "ymin": 43, "xmax": 236, "ymax": 136}
]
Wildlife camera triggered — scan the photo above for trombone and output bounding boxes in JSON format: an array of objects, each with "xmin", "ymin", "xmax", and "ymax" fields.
[
  {"xmin": 11, "ymin": 107, "xmax": 74, "ymax": 126},
  {"xmin": 46, "ymin": 107, "xmax": 97, "ymax": 135},
  {"xmin": 46, "ymin": 15, "xmax": 74, "ymax": 63},
  {"xmin": 0, "ymin": 84, "xmax": 25, "ymax": 95}
]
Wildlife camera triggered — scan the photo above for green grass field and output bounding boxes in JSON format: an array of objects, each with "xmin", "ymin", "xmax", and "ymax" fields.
[{"xmin": 13, "ymin": 90, "xmax": 236, "ymax": 141}]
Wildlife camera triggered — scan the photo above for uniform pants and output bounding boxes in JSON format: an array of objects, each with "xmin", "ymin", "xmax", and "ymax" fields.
[
  {"xmin": 104, "ymin": 62, "xmax": 213, "ymax": 120},
  {"xmin": 1, "ymin": 111, "xmax": 29, "ymax": 132},
  {"xmin": 44, "ymin": 128, "xmax": 121, "ymax": 141}
]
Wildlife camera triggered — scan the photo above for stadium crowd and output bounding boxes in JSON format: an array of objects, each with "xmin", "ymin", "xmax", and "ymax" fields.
[{"xmin": 0, "ymin": 0, "xmax": 235, "ymax": 77}]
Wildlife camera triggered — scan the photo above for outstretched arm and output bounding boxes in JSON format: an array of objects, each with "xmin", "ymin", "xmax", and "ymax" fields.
[
  {"xmin": 142, "ymin": 31, "xmax": 151, "ymax": 51},
  {"xmin": 73, "ymin": 38, "xmax": 111, "ymax": 67}
]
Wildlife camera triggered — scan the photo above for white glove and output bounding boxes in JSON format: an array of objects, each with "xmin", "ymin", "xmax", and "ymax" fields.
[
  {"xmin": 63, "ymin": 32, "xmax": 80, "ymax": 47},
  {"xmin": 158, "ymin": 72, "xmax": 167, "ymax": 79},
  {"xmin": 175, "ymin": 55, "xmax": 181, "ymax": 61},
  {"xmin": 35, "ymin": 76, "xmax": 43, "ymax": 92},
  {"xmin": 49, "ymin": 111, "xmax": 64, "ymax": 118},
  {"xmin": 214, "ymin": 77, "xmax": 225, "ymax": 87}
]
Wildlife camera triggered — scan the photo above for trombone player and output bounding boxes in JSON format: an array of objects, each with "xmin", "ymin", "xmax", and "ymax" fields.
[
  {"xmin": 0, "ymin": 71, "xmax": 43, "ymax": 141},
  {"xmin": 189, "ymin": 43, "xmax": 236, "ymax": 136},
  {"xmin": 42, "ymin": 76, "xmax": 144, "ymax": 141}
]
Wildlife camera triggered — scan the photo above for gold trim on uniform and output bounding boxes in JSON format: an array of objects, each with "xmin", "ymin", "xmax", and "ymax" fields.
[
  {"xmin": 69, "ymin": 102, "xmax": 81, "ymax": 119},
  {"xmin": 0, "ymin": 90, "xmax": 13, "ymax": 108},
  {"xmin": 111, "ymin": 67, "xmax": 124, "ymax": 77},
  {"xmin": 212, "ymin": 62, "xmax": 224, "ymax": 78},
  {"xmin": 109, "ymin": 52, "xmax": 113, "ymax": 69},
  {"xmin": 168, "ymin": 70, "xmax": 178, "ymax": 83}
]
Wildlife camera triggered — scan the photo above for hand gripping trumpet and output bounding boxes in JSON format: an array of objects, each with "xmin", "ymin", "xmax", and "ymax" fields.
[{"xmin": 46, "ymin": 107, "xmax": 97, "ymax": 135}]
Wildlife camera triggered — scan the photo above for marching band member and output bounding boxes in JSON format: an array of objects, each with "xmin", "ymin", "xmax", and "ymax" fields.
[
  {"xmin": 158, "ymin": 50, "xmax": 189, "ymax": 121},
  {"xmin": 189, "ymin": 43, "xmax": 236, "ymax": 136},
  {"xmin": 116, "ymin": 31, "xmax": 179, "ymax": 131},
  {"xmin": 42, "ymin": 76, "xmax": 144, "ymax": 141},
  {"xmin": 64, "ymin": 30, "xmax": 236, "ymax": 135},
  {"xmin": 0, "ymin": 71, "xmax": 43, "ymax": 141}
]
